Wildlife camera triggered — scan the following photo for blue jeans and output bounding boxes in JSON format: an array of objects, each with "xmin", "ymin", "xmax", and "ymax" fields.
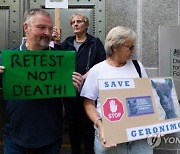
[
  {"xmin": 3, "ymin": 135, "xmax": 62, "ymax": 154},
  {"xmin": 94, "ymin": 129, "xmax": 153, "ymax": 154},
  {"xmin": 94, "ymin": 129, "xmax": 127, "ymax": 154}
]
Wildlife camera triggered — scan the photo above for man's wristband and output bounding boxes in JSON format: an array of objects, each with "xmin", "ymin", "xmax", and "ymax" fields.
[{"xmin": 94, "ymin": 117, "xmax": 102, "ymax": 127}]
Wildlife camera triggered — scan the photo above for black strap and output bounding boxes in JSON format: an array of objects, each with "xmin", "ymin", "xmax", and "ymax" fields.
[{"xmin": 132, "ymin": 60, "xmax": 142, "ymax": 78}]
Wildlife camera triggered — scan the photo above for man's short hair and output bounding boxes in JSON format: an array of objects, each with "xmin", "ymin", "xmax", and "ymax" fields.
[{"xmin": 24, "ymin": 8, "xmax": 51, "ymax": 24}]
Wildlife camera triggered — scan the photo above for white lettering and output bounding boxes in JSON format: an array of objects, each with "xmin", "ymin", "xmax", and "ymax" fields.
[
  {"xmin": 126, "ymin": 120, "xmax": 180, "ymax": 141},
  {"xmin": 99, "ymin": 79, "xmax": 135, "ymax": 90},
  {"xmin": 108, "ymin": 112, "xmax": 121, "ymax": 119},
  {"xmin": 164, "ymin": 137, "xmax": 169, "ymax": 143}
]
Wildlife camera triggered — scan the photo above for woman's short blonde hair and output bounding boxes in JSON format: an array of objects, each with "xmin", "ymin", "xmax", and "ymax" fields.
[
  {"xmin": 70, "ymin": 13, "xmax": 89, "ymax": 30},
  {"xmin": 105, "ymin": 26, "xmax": 136, "ymax": 57}
]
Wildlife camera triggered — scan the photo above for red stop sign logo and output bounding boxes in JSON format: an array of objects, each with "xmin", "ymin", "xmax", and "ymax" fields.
[{"xmin": 103, "ymin": 98, "xmax": 124, "ymax": 122}]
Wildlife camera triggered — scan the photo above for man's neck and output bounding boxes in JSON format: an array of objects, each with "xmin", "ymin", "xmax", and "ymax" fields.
[{"xmin": 26, "ymin": 42, "xmax": 45, "ymax": 50}]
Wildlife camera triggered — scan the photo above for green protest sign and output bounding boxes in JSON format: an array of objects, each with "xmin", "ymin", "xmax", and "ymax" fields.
[{"xmin": 1, "ymin": 50, "xmax": 76, "ymax": 100}]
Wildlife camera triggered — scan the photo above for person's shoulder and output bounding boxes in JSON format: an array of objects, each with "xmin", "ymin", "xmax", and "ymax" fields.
[
  {"xmin": 86, "ymin": 33, "xmax": 94, "ymax": 38},
  {"xmin": 54, "ymin": 43, "xmax": 62, "ymax": 50},
  {"xmin": 88, "ymin": 33, "xmax": 101, "ymax": 41},
  {"xmin": 129, "ymin": 59, "xmax": 143, "ymax": 66},
  {"xmin": 61, "ymin": 36, "xmax": 75, "ymax": 47},
  {"xmin": 86, "ymin": 34, "xmax": 103, "ymax": 45},
  {"xmin": 87, "ymin": 61, "xmax": 106, "ymax": 79},
  {"xmin": 90, "ymin": 60, "xmax": 106, "ymax": 70},
  {"xmin": 87, "ymin": 34, "xmax": 98, "ymax": 41},
  {"xmin": 129, "ymin": 60, "xmax": 144, "ymax": 68},
  {"xmin": 12, "ymin": 46, "xmax": 20, "ymax": 50},
  {"xmin": 136, "ymin": 60, "xmax": 144, "ymax": 68},
  {"xmin": 64, "ymin": 35, "xmax": 75, "ymax": 42},
  {"xmin": 0, "ymin": 46, "xmax": 20, "ymax": 52},
  {"xmin": 7, "ymin": 45, "xmax": 20, "ymax": 50}
]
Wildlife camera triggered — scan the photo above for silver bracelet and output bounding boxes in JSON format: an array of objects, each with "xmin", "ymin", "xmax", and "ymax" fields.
[{"xmin": 94, "ymin": 117, "xmax": 102, "ymax": 127}]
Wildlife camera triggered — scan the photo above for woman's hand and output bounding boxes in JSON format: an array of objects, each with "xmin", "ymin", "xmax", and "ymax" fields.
[
  {"xmin": 52, "ymin": 27, "xmax": 61, "ymax": 44},
  {"xmin": 82, "ymin": 72, "xmax": 88, "ymax": 80},
  {"xmin": 0, "ymin": 66, "xmax": 5, "ymax": 74},
  {"xmin": 97, "ymin": 120, "xmax": 106, "ymax": 146},
  {"xmin": 97, "ymin": 120, "xmax": 117, "ymax": 148},
  {"xmin": 72, "ymin": 72, "xmax": 84, "ymax": 91}
]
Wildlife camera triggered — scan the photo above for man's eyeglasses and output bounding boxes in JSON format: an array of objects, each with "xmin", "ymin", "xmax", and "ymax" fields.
[{"xmin": 122, "ymin": 44, "xmax": 135, "ymax": 51}]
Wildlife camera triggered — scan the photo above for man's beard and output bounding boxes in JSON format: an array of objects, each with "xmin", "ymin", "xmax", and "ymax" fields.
[{"xmin": 38, "ymin": 35, "xmax": 51, "ymax": 48}]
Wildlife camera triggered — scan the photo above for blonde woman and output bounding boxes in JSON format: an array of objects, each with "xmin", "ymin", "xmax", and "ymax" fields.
[
  {"xmin": 62, "ymin": 13, "xmax": 106, "ymax": 154},
  {"xmin": 81, "ymin": 26, "xmax": 152, "ymax": 154}
]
